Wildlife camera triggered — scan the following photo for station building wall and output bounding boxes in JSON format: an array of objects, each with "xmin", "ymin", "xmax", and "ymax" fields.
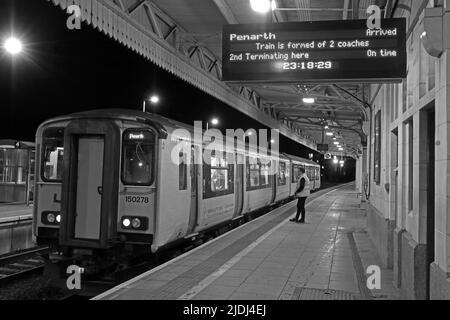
[{"xmin": 363, "ymin": 0, "xmax": 450, "ymax": 299}]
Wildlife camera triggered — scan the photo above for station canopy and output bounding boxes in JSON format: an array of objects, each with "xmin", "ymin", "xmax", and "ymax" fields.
[
  {"xmin": 150, "ymin": 0, "xmax": 400, "ymax": 157},
  {"xmin": 49, "ymin": 0, "xmax": 404, "ymax": 157}
]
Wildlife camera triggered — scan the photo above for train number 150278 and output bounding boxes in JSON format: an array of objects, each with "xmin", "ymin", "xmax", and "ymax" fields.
[{"xmin": 125, "ymin": 196, "xmax": 150, "ymax": 204}]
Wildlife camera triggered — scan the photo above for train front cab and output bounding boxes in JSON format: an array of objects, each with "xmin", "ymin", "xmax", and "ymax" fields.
[{"xmin": 35, "ymin": 114, "xmax": 163, "ymax": 259}]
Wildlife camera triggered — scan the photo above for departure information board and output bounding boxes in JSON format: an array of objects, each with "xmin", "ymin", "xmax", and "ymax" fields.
[{"xmin": 222, "ymin": 18, "xmax": 406, "ymax": 83}]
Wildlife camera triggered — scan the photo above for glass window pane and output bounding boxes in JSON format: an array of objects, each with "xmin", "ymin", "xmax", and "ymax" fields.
[
  {"xmin": 179, "ymin": 152, "xmax": 187, "ymax": 190},
  {"xmin": 122, "ymin": 130, "xmax": 155, "ymax": 185},
  {"xmin": 261, "ymin": 163, "xmax": 270, "ymax": 186},
  {"xmin": 42, "ymin": 128, "xmax": 65, "ymax": 182},
  {"xmin": 292, "ymin": 165, "xmax": 300, "ymax": 183},
  {"xmin": 249, "ymin": 169, "xmax": 260, "ymax": 187},
  {"xmin": 211, "ymin": 169, "xmax": 228, "ymax": 192},
  {"xmin": 278, "ymin": 162, "xmax": 286, "ymax": 186}
]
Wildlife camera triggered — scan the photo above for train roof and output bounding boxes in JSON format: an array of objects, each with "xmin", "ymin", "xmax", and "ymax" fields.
[
  {"xmin": 37, "ymin": 109, "xmax": 317, "ymax": 163},
  {"xmin": 0, "ymin": 140, "xmax": 35, "ymax": 150},
  {"xmin": 40, "ymin": 108, "xmax": 192, "ymax": 132},
  {"xmin": 282, "ymin": 153, "xmax": 320, "ymax": 167}
]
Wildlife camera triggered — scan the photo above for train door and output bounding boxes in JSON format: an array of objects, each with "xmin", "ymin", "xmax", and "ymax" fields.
[
  {"xmin": 271, "ymin": 160, "xmax": 277, "ymax": 203},
  {"xmin": 36, "ymin": 127, "xmax": 64, "ymax": 237},
  {"xmin": 233, "ymin": 153, "xmax": 244, "ymax": 218},
  {"xmin": 74, "ymin": 137, "xmax": 104, "ymax": 240},
  {"xmin": 60, "ymin": 120, "xmax": 120, "ymax": 248},
  {"xmin": 187, "ymin": 145, "xmax": 199, "ymax": 234}
]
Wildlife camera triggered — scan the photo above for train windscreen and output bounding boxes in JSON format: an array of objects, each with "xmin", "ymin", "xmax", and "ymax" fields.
[
  {"xmin": 42, "ymin": 128, "xmax": 64, "ymax": 182},
  {"xmin": 122, "ymin": 129, "xmax": 155, "ymax": 186}
]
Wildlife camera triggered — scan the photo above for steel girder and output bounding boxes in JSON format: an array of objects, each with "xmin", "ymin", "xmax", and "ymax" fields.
[{"xmin": 45, "ymin": 0, "xmax": 317, "ymax": 150}]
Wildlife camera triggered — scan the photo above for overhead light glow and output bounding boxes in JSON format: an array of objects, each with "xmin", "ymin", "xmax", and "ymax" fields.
[
  {"xmin": 250, "ymin": 0, "xmax": 275, "ymax": 13},
  {"xmin": 326, "ymin": 132, "xmax": 334, "ymax": 136},
  {"xmin": 270, "ymin": 139, "xmax": 276, "ymax": 144},
  {"xmin": 211, "ymin": 118, "xmax": 219, "ymax": 126},
  {"xmin": 150, "ymin": 95, "xmax": 160, "ymax": 104},
  {"xmin": 338, "ymin": 148, "xmax": 344, "ymax": 151},
  {"xmin": 302, "ymin": 97, "xmax": 315, "ymax": 104},
  {"xmin": 333, "ymin": 141, "xmax": 340, "ymax": 145},
  {"xmin": 3, "ymin": 37, "xmax": 23, "ymax": 55},
  {"xmin": 333, "ymin": 158, "xmax": 339, "ymax": 164}
]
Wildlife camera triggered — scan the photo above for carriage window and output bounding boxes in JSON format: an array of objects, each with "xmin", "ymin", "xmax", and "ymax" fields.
[
  {"xmin": 179, "ymin": 152, "xmax": 187, "ymax": 190},
  {"xmin": 292, "ymin": 165, "xmax": 300, "ymax": 183},
  {"xmin": 122, "ymin": 130, "xmax": 155, "ymax": 186},
  {"xmin": 210, "ymin": 153, "xmax": 229, "ymax": 192},
  {"xmin": 306, "ymin": 166, "xmax": 312, "ymax": 180},
  {"xmin": 247, "ymin": 157, "xmax": 260, "ymax": 188},
  {"xmin": 260, "ymin": 161, "xmax": 271, "ymax": 186},
  {"xmin": 42, "ymin": 128, "xmax": 64, "ymax": 182},
  {"xmin": 278, "ymin": 162, "xmax": 287, "ymax": 186},
  {"xmin": 203, "ymin": 152, "xmax": 234, "ymax": 199},
  {"xmin": 247, "ymin": 157, "xmax": 272, "ymax": 190}
]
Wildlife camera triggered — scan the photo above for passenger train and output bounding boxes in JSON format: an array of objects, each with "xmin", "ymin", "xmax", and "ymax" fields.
[{"xmin": 33, "ymin": 109, "xmax": 320, "ymax": 274}]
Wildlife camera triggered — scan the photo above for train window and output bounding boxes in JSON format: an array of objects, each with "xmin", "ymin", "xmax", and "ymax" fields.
[
  {"xmin": 292, "ymin": 165, "xmax": 300, "ymax": 183},
  {"xmin": 42, "ymin": 128, "xmax": 64, "ymax": 182},
  {"xmin": 307, "ymin": 166, "xmax": 312, "ymax": 180},
  {"xmin": 179, "ymin": 152, "xmax": 187, "ymax": 190},
  {"xmin": 203, "ymin": 151, "xmax": 234, "ymax": 199},
  {"xmin": 260, "ymin": 161, "xmax": 271, "ymax": 186},
  {"xmin": 122, "ymin": 129, "xmax": 155, "ymax": 186},
  {"xmin": 247, "ymin": 157, "xmax": 260, "ymax": 189},
  {"xmin": 210, "ymin": 154, "xmax": 229, "ymax": 192},
  {"xmin": 246, "ymin": 157, "xmax": 272, "ymax": 190},
  {"xmin": 278, "ymin": 162, "xmax": 287, "ymax": 186}
]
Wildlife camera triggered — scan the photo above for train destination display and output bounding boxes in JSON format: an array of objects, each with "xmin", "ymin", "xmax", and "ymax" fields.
[{"xmin": 222, "ymin": 18, "xmax": 406, "ymax": 83}]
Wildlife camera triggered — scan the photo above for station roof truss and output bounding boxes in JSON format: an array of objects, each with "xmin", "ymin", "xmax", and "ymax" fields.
[{"xmin": 46, "ymin": 0, "xmax": 397, "ymax": 158}]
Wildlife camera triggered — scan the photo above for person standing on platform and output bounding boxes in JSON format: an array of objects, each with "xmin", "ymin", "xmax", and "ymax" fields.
[{"xmin": 290, "ymin": 167, "xmax": 310, "ymax": 224}]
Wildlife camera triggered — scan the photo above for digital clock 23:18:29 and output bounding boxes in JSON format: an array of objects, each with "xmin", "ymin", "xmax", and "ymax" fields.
[{"xmin": 282, "ymin": 61, "xmax": 333, "ymax": 70}]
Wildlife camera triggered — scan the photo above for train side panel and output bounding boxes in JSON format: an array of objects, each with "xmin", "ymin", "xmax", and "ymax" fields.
[{"xmin": 153, "ymin": 138, "xmax": 192, "ymax": 250}]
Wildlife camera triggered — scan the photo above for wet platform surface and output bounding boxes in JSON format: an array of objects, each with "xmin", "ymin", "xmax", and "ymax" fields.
[
  {"xmin": 95, "ymin": 183, "xmax": 399, "ymax": 300},
  {"xmin": 0, "ymin": 204, "xmax": 32, "ymax": 222}
]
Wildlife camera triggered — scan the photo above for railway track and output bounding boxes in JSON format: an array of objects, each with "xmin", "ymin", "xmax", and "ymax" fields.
[{"xmin": 0, "ymin": 247, "xmax": 50, "ymax": 284}]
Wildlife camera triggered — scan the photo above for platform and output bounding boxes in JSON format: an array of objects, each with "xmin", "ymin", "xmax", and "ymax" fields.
[
  {"xmin": 95, "ymin": 183, "xmax": 399, "ymax": 300},
  {"xmin": 0, "ymin": 204, "xmax": 32, "ymax": 223}
]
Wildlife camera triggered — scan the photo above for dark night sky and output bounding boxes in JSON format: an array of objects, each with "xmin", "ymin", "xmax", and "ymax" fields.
[{"xmin": 0, "ymin": 0, "xmax": 360, "ymax": 181}]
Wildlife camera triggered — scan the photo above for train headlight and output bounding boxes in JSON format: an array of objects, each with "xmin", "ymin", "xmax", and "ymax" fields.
[
  {"xmin": 41, "ymin": 212, "xmax": 61, "ymax": 226},
  {"xmin": 122, "ymin": 218, "xmax": 131, "ymax": 228},
  {"xmin": 121, "ymin": 216, "xmax": 148, "ymax": 231},
  {"xmin": 47, "ymin": 213, "xmax": 56, "ymax": 224},
  {"xmin": 131, "ymin": 218, "xmax": 141, "ymax": 229}
]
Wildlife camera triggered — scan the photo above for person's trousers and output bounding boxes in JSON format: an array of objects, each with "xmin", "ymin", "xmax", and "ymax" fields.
[{"xmin": 294, "ymin": 197, "xmax": 307, "ymax": 222}]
